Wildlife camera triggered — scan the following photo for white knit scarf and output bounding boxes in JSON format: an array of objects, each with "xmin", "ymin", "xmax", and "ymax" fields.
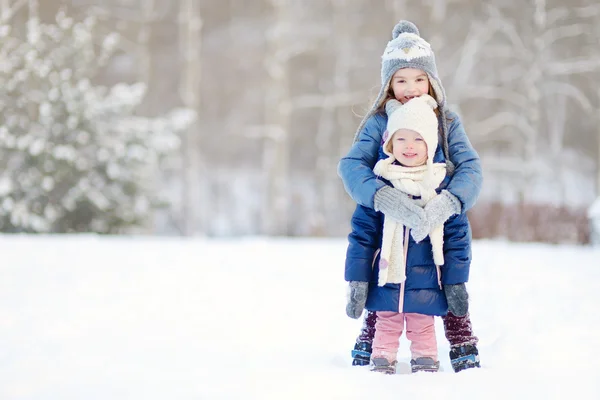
[{"xmin": 373, "ymin": 159, "xmax": 447, "ymax": 287}]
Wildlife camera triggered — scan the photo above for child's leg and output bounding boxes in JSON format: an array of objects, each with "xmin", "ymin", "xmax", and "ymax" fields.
[
  {"xmin": 357, "ymin": 310, "xmax": 377, "ymax": 344},
  {"xmin": 442, "ymin": 311, "xmax": 479, "ymax": 347},
  {"xmin": 404, "ymin": 313, "xmax": 437, "ymax": 361},
  {"xmin": 351, "ymin": 310, "xmax": 378, "ymax": 366},
  {"xmin": 443, "ymin": 311, "xmax": 481, "ymax": 372},
  {"xmin": 372, "ymin": 311, "xmax": 404, "ymax": 362}
]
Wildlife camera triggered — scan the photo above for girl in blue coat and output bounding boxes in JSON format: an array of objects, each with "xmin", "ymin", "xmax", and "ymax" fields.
[
  {"xmin": 345, "ymin": 94, "xmax": 470, "ymax": 374},
  {"xmin": 340, "ymin": 20, "xmax": 482, "ymax": 372}
]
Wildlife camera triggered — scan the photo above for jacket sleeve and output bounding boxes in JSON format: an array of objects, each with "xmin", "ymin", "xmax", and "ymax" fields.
[
  {"xmin": 445, "ymin": 112, "xmax": 483, "ymax": 212},
  {"xmin": 345, "ymin": 204, "xmax": 382, "ymax": 282},
  {"xmin": 337, "ymin": 114, "xmax": 386, "ymax": 209},
  {"xmin": 440, "ymin": 213, "xmax": 471, "ymax": 284}
]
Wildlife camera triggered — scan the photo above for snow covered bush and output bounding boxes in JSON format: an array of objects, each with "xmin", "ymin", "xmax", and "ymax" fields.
[{"xmin": 0, "ymin": 12, "xmax": 195, "ymax": 233}]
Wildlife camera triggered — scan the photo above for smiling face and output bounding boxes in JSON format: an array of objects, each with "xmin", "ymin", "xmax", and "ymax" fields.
[
  {"xmin": 390, "ymin": 128, "xmax": 428, "ymax": 167},
  {"xmin": 389, "ymin": 68, "xmax": 430, "ymax": 104}
]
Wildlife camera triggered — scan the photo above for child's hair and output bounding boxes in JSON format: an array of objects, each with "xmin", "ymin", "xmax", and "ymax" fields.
[{"xmin": 376, "ymin": 83, "xmax": 452, "ymax": 122}]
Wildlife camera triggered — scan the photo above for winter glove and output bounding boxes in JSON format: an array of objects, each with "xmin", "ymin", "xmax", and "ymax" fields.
[
  {"xmin": 346, "ymin": 281, "xmax": 369, "ymax": 319},
  {"xmin": 374, "ymin": 186, "xmax": 426, "ymax": 230},
  {"xmin": 444, "ymin": 283, "xmax": 469, "ymax": 317},
  {"xmin": 411, "ymin": 190, "xmax": 462, "ymax": 243}
]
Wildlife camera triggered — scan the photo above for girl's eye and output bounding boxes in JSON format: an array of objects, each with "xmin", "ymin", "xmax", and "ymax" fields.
[
  {"xmin": 415, "ymin": 138, "xmax": 423, "ymax": 141},
  {"xmin": 416, "ymin": 78, "xmax": 425, "ymax": 82}
]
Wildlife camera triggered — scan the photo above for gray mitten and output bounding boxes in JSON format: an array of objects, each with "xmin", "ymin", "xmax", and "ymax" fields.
[
  {"xmin": 444, "ymin": 283, "xmax": 469, "ymax": 317},
  {"xmin": 411, "ymin": 190, "xmax": 461, "ymax": 243},
  {"xmin": 346, "ymin": 281, "xmax": 369, "ymax": 319},
  {"xmin": 410, "ymin": 218, "xmax": 430, "ymax": 244},
  {"xmin": 374, "ymin": 186, "xmax": 426, "ymax": 230}
]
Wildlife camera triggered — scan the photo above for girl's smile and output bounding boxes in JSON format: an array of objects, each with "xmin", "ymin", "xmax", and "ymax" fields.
[{"xmin": 389, "ymin": 68, "xmax": 430, "ymax": 104}]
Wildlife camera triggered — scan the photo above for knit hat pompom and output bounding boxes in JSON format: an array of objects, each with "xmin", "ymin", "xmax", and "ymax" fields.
[
  {"xmin": 421, "ymin": 94, "xmax": 438, "ymax": 110},
  {"xmin": 392, "ymin": 20, "xmax": 419, "ymax": 39}
]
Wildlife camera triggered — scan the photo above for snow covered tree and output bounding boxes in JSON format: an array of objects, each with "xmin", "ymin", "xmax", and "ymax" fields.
[{"xmin": 0, "ymin": 10, "xmax": 195, "ymax": 233}]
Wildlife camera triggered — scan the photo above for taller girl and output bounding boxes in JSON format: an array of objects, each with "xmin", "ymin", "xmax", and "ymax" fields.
[{"xmin": 339, "ymin": 20, "xmax": 482, "ymax": 372}]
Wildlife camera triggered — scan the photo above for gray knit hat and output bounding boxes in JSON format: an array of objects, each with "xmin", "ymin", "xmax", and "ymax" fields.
[{"xmin": 354, "ymin": 20, "xmax": 454, "ymax": 174}]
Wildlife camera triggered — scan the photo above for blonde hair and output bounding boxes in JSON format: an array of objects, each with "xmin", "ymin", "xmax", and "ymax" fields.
[{"xmin": 376, "ymin": 82, "xmax": 443, "ymax": 119}]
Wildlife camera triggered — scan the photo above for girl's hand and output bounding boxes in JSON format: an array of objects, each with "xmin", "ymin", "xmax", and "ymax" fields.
[
  {"xmin": 346, "ymin": 281, "xmax": 369, "ymax": 319},
  {"xmin": 444, "ymin": 283, "xmax": 469, "ymax": 317},
  {"xmin": 374, "ymin": 186, "xmax": 426, "ymax": 229},
  {"xmin": 411, "ymin": 190, "xmax": 461, "ymax": 243}
]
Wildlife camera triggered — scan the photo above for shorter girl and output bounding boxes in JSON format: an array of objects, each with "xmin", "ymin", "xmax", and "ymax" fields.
[{"xmin": 344, "ymin": 94, "xmax": 470, "ymax": 374}]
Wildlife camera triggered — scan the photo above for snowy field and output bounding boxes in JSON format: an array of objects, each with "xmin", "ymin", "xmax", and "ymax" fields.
[{"xmin": 0, "ymin": 235, "xmax": 599, "ymax": 400}]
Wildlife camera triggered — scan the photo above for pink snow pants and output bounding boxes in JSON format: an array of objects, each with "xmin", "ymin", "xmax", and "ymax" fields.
[{"xmin": 372, "ymin": 311, "xmax": 437, "ymax": 362}]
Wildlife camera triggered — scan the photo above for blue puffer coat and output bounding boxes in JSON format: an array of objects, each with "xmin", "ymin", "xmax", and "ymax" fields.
[
  {"xmin": 341, "ymin": 111, "xmax": 480, "ymax": 315},
  {"xmin": 345, "ymin": 203, "xmax": 471, "ymax": 316},
  {"xmin": 338, "ymin": 111, "xmax": 482, "ymax": 213}
]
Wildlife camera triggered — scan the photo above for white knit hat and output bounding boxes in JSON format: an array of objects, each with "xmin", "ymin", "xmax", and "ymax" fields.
[{"xmin": 382, "ymin": 94, "xmax": 439, "ymax": 170}]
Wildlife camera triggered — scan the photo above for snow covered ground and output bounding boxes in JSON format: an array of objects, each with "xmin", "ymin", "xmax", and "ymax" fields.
[{"xmin": 0, "ymin": 235, "xmax": 599, "ymax": 399}]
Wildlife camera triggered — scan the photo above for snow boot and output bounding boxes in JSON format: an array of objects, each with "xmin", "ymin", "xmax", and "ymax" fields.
[
  {"xmin": 370, "ymin": 357, "xmax": 397, "ymax": 375},
  {"xmin": 449, "ymin": 343, "xmax": 480, "ymax": 372},
  {"xmin": 351, "ymin": 341, "xmax": 372, "ymax": 366},
  {"xmin": 410, "ymin": 357, "xmax": 440, "ymax": 373}
]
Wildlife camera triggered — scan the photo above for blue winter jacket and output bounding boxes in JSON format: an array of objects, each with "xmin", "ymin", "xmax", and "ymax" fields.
[
  {"xmin": 341, "ymin": 111, "xmax": 480, "ymax": 315},
  {"xmin": 345, "ymin": 203, "xmax": 472, "ymax": 315},
  {"xmin": 338, "ymin": 111, "xmax": 482, "ymax": 212}
]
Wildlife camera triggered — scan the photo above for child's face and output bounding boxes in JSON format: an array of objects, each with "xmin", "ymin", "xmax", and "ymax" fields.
[
  {"xmin": 390, "ymin": 68, "xmax": 430, "ymax": 104},
  {"xmin": 391, "ymin": 129, "xmax": 428, "ymax": 167}
]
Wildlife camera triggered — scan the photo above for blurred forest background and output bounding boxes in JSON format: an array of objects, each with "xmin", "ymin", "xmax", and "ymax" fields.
[{"xmin": 1, "ymin": 0, "xmax": 599, "ymax": 243}]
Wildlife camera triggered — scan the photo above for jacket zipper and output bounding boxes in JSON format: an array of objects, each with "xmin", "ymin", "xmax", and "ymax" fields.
[
  {"xmin": 372, "ymin": 248, "xmax": 381, "ymax": 270},
  {"xmin": 398, "ymin": 225, "xmax": 409, "ymax": 313}
]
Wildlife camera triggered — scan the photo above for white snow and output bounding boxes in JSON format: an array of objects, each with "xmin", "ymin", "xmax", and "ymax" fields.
[
  {"xmin": 588, "ymin": 196, "xmax": 600, "ymax": 218},
  {"xmin": 0, "ymin": 235, "xmax": 599, "ymax": 399}
]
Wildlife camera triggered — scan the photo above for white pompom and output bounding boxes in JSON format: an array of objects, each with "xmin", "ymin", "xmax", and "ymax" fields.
[{"xmin": 420, "ymin": 94, "xmax": 438, "ymax": 109}]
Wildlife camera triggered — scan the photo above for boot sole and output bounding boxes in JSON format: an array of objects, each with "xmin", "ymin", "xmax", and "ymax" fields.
[
  {"xmin": 411, "ymin": 365, "xmax": 440, "ymax": 373},
  {"xmin": 451, "ymin": 354, "xmax": 480, "ymax": 372},
  {"xmin": 352, "ymin": 357, "xmax": 370, "ymax": 366},
  {"xmin": 371, "ymin": 366, "xmax": 396, "ymax": 374}
]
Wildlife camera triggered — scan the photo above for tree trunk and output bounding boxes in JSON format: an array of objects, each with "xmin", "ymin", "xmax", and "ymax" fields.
[
  {"xmin": 597, "ymin": 89, "xmax": 600, "ymax": 196},
  {"xmin": 519, "ymin": 0, "xmax": 546, "ymax": 205},
  {"xmin": 262, "ymin": 0, "xmax": 291, "ymax": 236},
  {"xmin": 138, "ymin": 0, "xmax": 155, "ymax": 85},
  {"xmin": 178, "ymin": 0, "xmax": 203, "ymax": 236}
]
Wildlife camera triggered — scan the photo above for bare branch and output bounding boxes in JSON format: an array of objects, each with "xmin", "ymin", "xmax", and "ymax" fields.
[
  {"xmin": 573, "ymin": 4, "xmax": 600, "ymax": 18},
  {"xmin": 470, "ymin": 112, "xmax": 536, "ymax": 138},
  {"xmin": 451, "ymin": 21, "xmax": 486, "ymax": 90},
  {"xmin": 546, "ymin": 7, "xmax": 570, "ymax": 25},
  {"xmin": 288, "ymin": 91, "xmax": 366, "ymax": 110},
  {"xmin": 542, "ymin": 82, "xmax": 593, "ymax": 112},
  {"xmin": 483, "ymin": 156, "xmax": 532, "ymax": 174},
  {"xmin": 242, "ymin": 125, "xmax": 286, "ymax": 142},
  {"xmin": 83, "ymin": 4, "xmax": 171, "ymax": 23},
  {"xmin": 484, "ymin": 4, "xmax": 530, "ymax": 58},
  {"xmin": 460, "ymin": 86, "xmax": 529, "ymax": 109},
  {"xmin": 541, "ymin": 24, "xmax": 587, "ymax": 46},
  {"xmin": 545, "ymin": 58, "xmax": 600, "ymax": 75}
]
